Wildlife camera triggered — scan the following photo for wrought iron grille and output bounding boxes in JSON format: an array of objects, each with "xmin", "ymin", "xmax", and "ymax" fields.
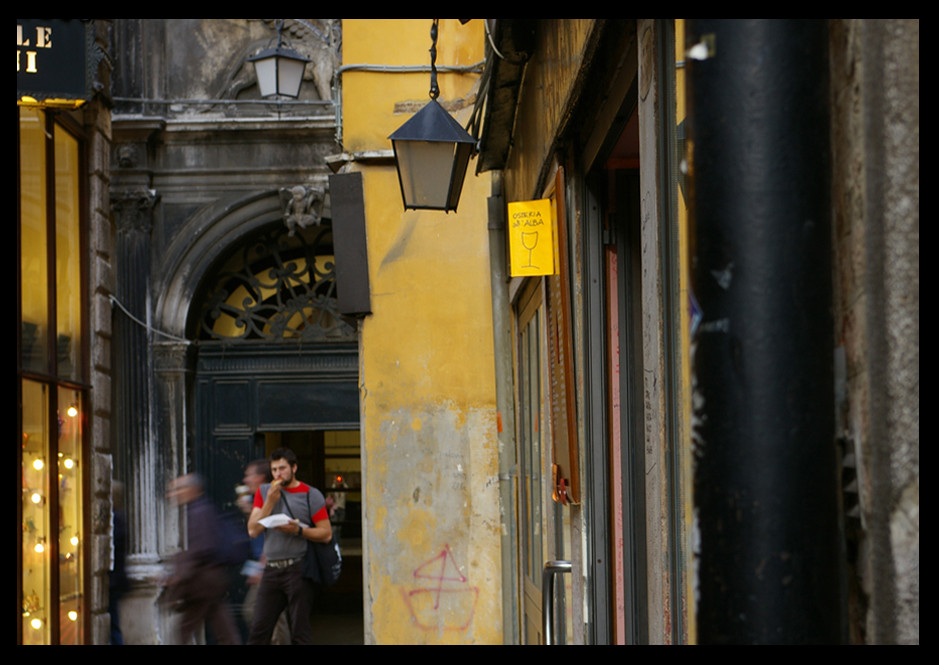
[{"xmin": 196, "ymin": 222, "xmax": 355, "ymax": 343}]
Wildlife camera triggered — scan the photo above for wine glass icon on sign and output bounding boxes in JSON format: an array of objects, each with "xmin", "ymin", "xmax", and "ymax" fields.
[{"xmin": 520, "ymin": 231, "xmax": 539, "ymax": 269}]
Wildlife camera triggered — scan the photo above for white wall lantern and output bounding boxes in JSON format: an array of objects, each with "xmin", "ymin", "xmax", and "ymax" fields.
[
  {"xmin": 390, "ymin": 98, "xmax": 477, "ymax": 212},
  {"xmin": 388, "ymin": 19, "xmax": 477, "ymax": 212},
  {"xmin": 248, "ymin": 19, "xmax": 310, "ymax": 99}
]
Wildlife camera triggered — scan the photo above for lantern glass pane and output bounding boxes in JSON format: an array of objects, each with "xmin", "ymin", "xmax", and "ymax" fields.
[
  {"xmin": 253, "ymin": 57, "xmax": 277, "ymax": 98},
  {"xmin": 277, "ymin": 59, "xmax": 305, "ymax": 98},
  {"xmin": 395, "ymin": 140, "xmax": 457, "ymax": 210},
  {"xmin": 446, "ymin": 143, "xmax": 474, "ymax": 210}
]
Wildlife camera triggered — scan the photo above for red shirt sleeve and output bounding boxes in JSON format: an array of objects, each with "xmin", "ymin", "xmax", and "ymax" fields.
[
  {"xmin": 253, "ymin": 488, "xmax": 263, "ymax": 509},
  {"xmin": 294, "ymin": 482, "xmax": 329, "ymax": 523}
]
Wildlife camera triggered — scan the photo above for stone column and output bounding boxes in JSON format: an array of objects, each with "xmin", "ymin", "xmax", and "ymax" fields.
[
  {"xmin": 151, "ymin": 341, "xmax": 193, "ymax": 549},
  {"xmin": 110, "ymin": 188, "xmax": 169, "ymax": 643},
  {"xmin": 151, "ymin": 340, "xmax": 193, "ymax": 643},
  {"xmin": 111, "ymin": 189, "xmax": 157, "ymax": 558}
]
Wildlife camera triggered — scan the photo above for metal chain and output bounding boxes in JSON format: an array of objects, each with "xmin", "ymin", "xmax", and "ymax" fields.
[{"xmin": 429, "ymin": 19, "xmax": 439, "ymax": 100}]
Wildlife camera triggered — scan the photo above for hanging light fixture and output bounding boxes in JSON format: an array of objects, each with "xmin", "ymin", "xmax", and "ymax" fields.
[
  {"xmin": 248, "ymin": 19, "xmax": 311, "ymax": 99},
  {"xmin": 389, "ymin": 19, "xmax": 477, "ymax": 212}
]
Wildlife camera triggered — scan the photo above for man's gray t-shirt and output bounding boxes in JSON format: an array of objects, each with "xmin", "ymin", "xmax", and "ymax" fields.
[{"xmin": 256, "ymin": 482, "xmax": 327, "ymax": 562}]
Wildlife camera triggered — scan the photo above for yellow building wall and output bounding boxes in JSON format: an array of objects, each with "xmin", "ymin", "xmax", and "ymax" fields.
[
  {"xmin": 501, "ymin": 19, "xmax": 596, "ymax": 202},
  {"xmin": 341, "ymin": 19, "xmax": 502, "ymax": 644}
]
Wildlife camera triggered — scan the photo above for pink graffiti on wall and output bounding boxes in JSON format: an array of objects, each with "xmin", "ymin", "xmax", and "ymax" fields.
[{"xmin": 401, "ymin": 544, "xmax": 479, "ymax": 631}]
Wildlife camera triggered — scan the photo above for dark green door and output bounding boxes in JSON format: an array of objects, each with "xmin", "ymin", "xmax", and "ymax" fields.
[{"xmin": 195, "ymin": 342, "xmax": 359, "ymax": 510}]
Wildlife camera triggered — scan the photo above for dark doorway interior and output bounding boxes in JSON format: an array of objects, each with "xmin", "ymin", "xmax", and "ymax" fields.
[{"xmin": 194, "ymin": 343, "xmax": 363, "ymax": 644}]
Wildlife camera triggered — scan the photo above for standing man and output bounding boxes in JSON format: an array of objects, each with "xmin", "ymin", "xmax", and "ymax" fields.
[
  {"xmin": 166, "ymin": 473, "xmax": 242, "ymax": 645},
  {"xmin": 246, "ymin": 448, "xmax": 331, "ymax": 644}
]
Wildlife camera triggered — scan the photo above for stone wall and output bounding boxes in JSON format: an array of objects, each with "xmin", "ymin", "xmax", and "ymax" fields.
[
  {"xmin": 87, "ymin": 19, "xmax": 117, "ymax": 645},
  {"xmin": 829, "ymin": 18, "xmax": 919, "ymax": 645}
]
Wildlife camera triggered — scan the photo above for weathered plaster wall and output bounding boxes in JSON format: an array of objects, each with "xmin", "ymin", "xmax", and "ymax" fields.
[
  {"xmin": 342, "ymin": 19, "xmax": 502, "ymax": 644},
  {"xmin": 830, "ymin": 18, "xmax": 919, "ymax": 644},
  {"xmin": 501, "ymin": 19, "xmax": 596, "ymax": 203}
]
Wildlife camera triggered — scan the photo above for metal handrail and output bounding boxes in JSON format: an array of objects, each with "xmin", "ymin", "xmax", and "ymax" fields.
[{"xmin": 542, "ymin": 560, "xmax": 572, "ymax": 645}]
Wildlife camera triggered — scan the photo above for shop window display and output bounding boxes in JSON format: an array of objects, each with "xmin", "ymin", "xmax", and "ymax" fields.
[{"xmin": 19, "ymin": 106, "xmax": 86, "ymax": 645}]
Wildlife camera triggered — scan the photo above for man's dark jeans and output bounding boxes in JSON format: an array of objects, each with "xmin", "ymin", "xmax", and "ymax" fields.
[{"xmin": 246, "ymin": 560, "xmax": 315, "ymax": 644}]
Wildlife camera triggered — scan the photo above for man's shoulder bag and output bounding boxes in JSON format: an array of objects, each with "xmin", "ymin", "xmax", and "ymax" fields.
[{"xmin": 281, "ymin": 486, "xmax": 343, "ymax": 587}]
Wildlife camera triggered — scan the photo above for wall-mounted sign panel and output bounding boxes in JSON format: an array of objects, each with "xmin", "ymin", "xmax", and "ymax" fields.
[
  {"xmin": 329, "ymin": 172, "xmax": 373, "ymax": 317},
  {"xmin": 17, "ymin": 19, "xmax": 93, "ymax": 105},
  {"xmin": 508, "ymin": 198, "xmax": 556, "ymax": 277}
]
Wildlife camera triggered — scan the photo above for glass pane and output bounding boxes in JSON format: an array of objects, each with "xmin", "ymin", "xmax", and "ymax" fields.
[
  {"xmin": 21, "ymin": 379, "xmax": 50, "ymax": 644},
  {"xmin": 55, "ymin": 125, "xmax": 82, "ymax": 382},
  {"xmin": 394, "ymin": 140, "xmax": 456, "ymax": 209},
  {"xmin": 519, "ymin": 321, "xmax": 532, "ymax": 576},
  {"xmin": 528, "ymin": 312, "xmax": 543, "ymax": 583},
  {"xmin": 20, "ymin": 107, "xmax": 49, "ymax": 374},
  {"xmin": 520, "ymin": 309, "xmax": 543, "ymax": 588},
  {"xmin": 57, "ymin": 387, "xmax": 83, "ymax": 644}
]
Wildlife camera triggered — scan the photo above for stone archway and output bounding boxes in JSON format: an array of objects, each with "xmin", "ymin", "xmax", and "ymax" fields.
[
  {"xmin": 141, "ymin": 189, "xmax": 363, "ymax": 641},
  {"xmin": 146, "ymin": 187, "xmax": 362, "ymax": 503},
  {"xmin": 189, "ymin": 218, "xmax": 360, "ymax": 510}
]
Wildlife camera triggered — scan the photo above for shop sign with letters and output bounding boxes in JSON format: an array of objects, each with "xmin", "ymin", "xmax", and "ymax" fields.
[
  {"xmin": 508, "ymin": 198, "xmax": 555, "ymax": 277},
  {"xmin": 17, "ymin": 19, "xmax": 93, "ymax": 104}
]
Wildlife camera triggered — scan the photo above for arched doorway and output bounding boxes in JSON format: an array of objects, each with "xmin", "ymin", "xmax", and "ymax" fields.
[{"xmin": 189, "ymin": 219, "xmax": 364, "ymax": 643}]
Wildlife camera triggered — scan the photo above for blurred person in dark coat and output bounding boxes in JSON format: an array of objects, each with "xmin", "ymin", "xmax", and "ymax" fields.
[
  {"xmin": 166, "ymin": 473, "xmax": 241, "ymax": 645},
  {"xmin": 109, "ymin": 481, "xmax": 128, "ymax": 644}
]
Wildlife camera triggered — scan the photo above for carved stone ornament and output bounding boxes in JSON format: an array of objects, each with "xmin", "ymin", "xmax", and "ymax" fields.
[
  {"xmin": 111, "ymin": 188, "xmax": 157, "ymax": 234},
  {"xmin": 280, "ymin": 185, "xmax": 324, "ymax": 236}
]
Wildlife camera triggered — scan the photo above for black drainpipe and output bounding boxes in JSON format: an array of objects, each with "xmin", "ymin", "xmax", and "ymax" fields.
[{"xmin": 686, "ymin": 19, "xmax": 844, "ymax": 643}]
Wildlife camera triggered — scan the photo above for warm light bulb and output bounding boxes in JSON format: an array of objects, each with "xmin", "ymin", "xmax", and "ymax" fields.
[
  {"xmin": 70, "ymin": 535, "xmax": 79, "ymax": 547},
  {"xmin": 68, "ymin": 610, "xmax": 78, "ymax": 622},
  {"xmin": 30, "ymin": 618, "xmax": 43, "ymax": 630},
  {"xmin": 32, "ymin": 459, "xmax": 44, "ymax": 471},
  {"xmin": 31, "ymin": 492, "xmax": 42, "ymax": 504},
  {"xmin": 34, "ymin": 543, "xmax": 44, "ymax": 553},
  {"xmin": 67, "ymin": 405, "xmax": 78, "ymax": 418},
  {"xmin": 64, "ymin": 458, "xmax": 75, "ymax": 469}
]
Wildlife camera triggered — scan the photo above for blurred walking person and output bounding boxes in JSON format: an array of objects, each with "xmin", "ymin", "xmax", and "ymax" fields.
[{"xmin": 166, "ymin": 473, "xmax": 242, "ymax": 645}]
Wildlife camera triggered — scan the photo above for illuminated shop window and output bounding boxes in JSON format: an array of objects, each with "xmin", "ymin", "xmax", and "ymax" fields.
[
  {"xmin": 18, "ymin": 106, "xmax": 86, "ymax": 645},
  {"xmin": 21, "ymin": 380, "xmax": 51, "ymax": 645}
]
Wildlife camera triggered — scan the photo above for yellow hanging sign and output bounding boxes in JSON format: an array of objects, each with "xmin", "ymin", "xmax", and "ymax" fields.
[{"xmin": 508, "ymin": 198, "xmax": 555, "ymax": 277}]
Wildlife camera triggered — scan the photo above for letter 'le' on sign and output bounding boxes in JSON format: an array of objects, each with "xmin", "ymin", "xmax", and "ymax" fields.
[{"xmin": 508, "ymin": 198, "xmax": 556, "ymax": 277}]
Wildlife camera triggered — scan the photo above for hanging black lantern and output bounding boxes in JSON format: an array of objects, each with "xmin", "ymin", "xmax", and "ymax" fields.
[
  {"xmin": 248, "ymin": 19, "xmax": 310, "ymax": 99},
  {"xmin": 389, "ymin": 19, "xmax": 477, "ymax": 212}
]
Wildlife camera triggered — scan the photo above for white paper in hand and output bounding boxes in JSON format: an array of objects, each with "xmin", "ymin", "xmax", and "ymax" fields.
[
  {"xmin": 259, "ymin": 513, "xmax": 308, "ymax": 529},
  {"xmin": 259, "ymin": 513, "xmax": 291, "ymax": 528}
]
